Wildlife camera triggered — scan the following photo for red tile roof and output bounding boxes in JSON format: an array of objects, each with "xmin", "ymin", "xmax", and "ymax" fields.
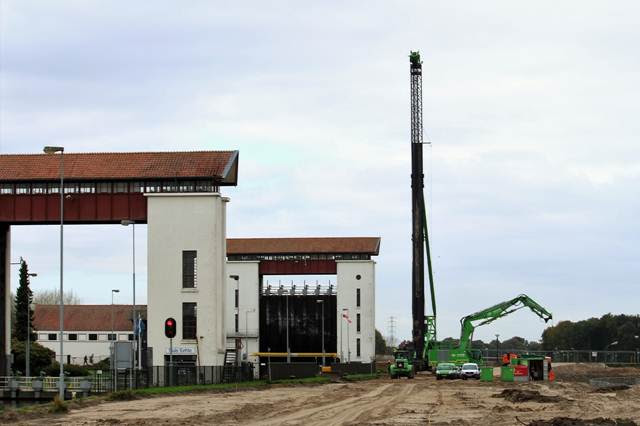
[
  {"xmin": 33, "ymin": 305, "xmax": 147, "ymax": 332},
  {"xmin": 227, "ymin": 237, "xmax": 380, "ymax": 256},
  {"xmin": 0, "ymin": 151, "xmax": 238, "ymax": 184}
]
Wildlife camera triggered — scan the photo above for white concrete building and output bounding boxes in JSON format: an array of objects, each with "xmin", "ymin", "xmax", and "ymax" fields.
[
  {"xmin": 146, "ymin": 193, "xmax": 229, "ymax": 366},
  {"xmin": 33, "ymin": 304, "xmax": 144, "ymax": 366},
  {"xmin": 336, "ymin": 260, "xmax": 376, "ymax": 363}
]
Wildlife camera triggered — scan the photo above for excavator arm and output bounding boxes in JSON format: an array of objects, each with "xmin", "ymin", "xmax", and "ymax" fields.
[{"xmin": 458, "ymin": 294, "xmax": 552, "ymax": 353}]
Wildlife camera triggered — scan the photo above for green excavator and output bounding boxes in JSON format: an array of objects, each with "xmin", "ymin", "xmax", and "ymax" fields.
[{"xmin": 429, "ymin": 294, "xmax": 553, "ymax": 366}]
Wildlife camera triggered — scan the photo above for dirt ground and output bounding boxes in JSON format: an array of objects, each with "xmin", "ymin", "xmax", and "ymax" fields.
[{"xmin": 12, "ymin": 364, "xmax": 640, "ymax": 426}]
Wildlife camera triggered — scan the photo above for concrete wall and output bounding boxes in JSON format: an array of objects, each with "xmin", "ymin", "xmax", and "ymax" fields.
[
  {"xmin": 226, "ymin": 261, "xmax": 260, "ymax": 370},
  {"xmin": 146, "ymin": 193, "xmax": 228, "ymax": 366},
  {"xmin": 336, "ymin": 260, "xmax": 375, "ymax": 363}
]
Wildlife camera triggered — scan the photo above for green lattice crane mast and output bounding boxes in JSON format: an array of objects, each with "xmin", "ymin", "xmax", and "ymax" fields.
[
  {"xmin": 449, "ymin": 294, "xmax": 552, "ymax": 364},
  {"xmin": 409, "ymin": 51, "xmax": 437, "ymax": 369}
]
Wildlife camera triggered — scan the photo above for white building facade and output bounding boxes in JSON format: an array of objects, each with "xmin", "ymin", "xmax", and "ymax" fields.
[{"xmin": 146, "ymin": 193, "xmax": 228, "ymax": 366}]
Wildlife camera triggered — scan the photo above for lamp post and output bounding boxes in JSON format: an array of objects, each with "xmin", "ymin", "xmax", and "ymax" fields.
[
  {"xmin": 25, "ymin": 272, "xmax": 37, "ymax": 377},
  {"xmin": 43, "ymin": 145, "xmax": 64, "ymax": 399},
  {"xmin": 245, "ymin": 308, "xmax": 255, "ymax": 361},
  {"xmin": 111, "ymin": 289, "xmax": 119, "ymax": 392},
  {"xmin": 120, "ymin": 220, "xmax": 138, "ymax": 372},
  {"xmin": 316, "ymin": 300, "xmax": 325, "ymax": 366}
]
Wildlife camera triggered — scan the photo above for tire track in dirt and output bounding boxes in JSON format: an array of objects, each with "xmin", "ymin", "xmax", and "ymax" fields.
[{"xmin": 251, "ymin": 383, "xmax": 396, "ymax": 426}]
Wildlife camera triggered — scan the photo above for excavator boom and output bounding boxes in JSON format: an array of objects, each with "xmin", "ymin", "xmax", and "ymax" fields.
[{"xmin": 458, "ymin": 294, "xmax": 552, "ymax": 353}]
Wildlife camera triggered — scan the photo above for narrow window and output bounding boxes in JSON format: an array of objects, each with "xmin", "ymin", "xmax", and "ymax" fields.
[
  {"xmin": 32, "ymin": 184, "xmax": 46, "ymax": 194},
  {"xmin": 48, "ymin": 183, "xmax": 60, "ymax": 194},
  {"xmin": 182, "ymin": 250, "xmax": 197, "ymax": 288},
  {"xmin": 356, "ymin": 288, "xmax": 361, "ymax": 307},
  {"xmin": 162, "ymin": 181, "xmax": 177, "ymax": 192},
  {"xmin": 182, "ymin": 302, "xmax": 197, "ymax": 339},
  {"xmin": 130, "ymin": 182, "xmax": 143, "ymax": 193},
  {"xmin": 48, "ymin": 333, "xmax": 57, "ymax": 341},
  {"xmin": 68, "ymin": 333, "xmax": 78, "ymax": 341},
  {"xmin": 80, "ymin": 183, "xmax": 95, "ymax": 193},
  {"xmin": 64, "ymin": 183, "xmax": 78, "ymax": 194},
  {"xmin": 234, "ymin": 289, "xmax": 239, "ymax": 308},
  {"xmin": 195, "ymin": 181, "xmax": 213, "ymax": 192},
  {"xmin": 145, "ymin": 182, "xmax": 160, "ymax": 193},
  {"xmin": 179, "ymin": 181, "xmax": 194, "ymax": 192},
  {"xmin": 0, "ymin": 184, "xmax": 13, "ymax": 194},
  {"xmin": 235, "ymin": 313, "xmax": 239, "ymax": 333},
  {"xmin": 357, "ymin": 313, "xmax": 361, "ymax": 333},
  {"xmin": 357, "ymin": 338, "xmax": 361, "ymax": 358},
  {"xmin": 88, "ymin": 334, "xmax": 98, "ymax": 341},
  {"xmin": 16, "ymin": 184, "xmax": 30, "ymax": 194},
  {"xmin": 128, "ymin": 334, "xmax": 134, "ymax": 341},
  {"xmin": 108, "ymin": 333, "xmax": 116, "ymax": 341}
]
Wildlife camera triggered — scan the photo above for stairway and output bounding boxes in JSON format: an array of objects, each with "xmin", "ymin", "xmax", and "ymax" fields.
[{"xmin": 223, "ymin": 348, "xmax": 237, "ymax": 383}]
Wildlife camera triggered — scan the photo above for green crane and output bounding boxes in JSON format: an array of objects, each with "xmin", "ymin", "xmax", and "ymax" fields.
[{"xmin": 447, "ymin": 294, "xmax": 553, "ymax": 365}]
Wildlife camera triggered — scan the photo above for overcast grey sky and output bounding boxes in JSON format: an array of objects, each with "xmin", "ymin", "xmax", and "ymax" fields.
[{"xmin": 1, "ymin": 1, "xmax": 638, "ymax": 343}]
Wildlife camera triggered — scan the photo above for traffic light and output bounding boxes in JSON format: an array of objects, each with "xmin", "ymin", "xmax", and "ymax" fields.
[{"xmin": 164, "ymin": 317, "xmax": 177, "ymax": 338}]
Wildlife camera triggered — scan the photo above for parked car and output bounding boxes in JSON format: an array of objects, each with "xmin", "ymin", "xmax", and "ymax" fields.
[
  {"xmin": 435, "ymin": 363, "xmax": 460, "ymax": 380},
  {"xmin": 460, "ymin": 363, "xmax": 480, "ymax": 379}
]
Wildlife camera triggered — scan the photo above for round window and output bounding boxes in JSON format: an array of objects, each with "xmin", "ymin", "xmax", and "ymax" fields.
[{"xmin": 356, "ymin": 274, "xmax": 361, "ymax": 280}]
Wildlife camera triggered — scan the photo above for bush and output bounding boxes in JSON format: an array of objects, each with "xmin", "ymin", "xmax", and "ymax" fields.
[
  {"xmin": 44, "ymin": 362, "xmax": 90, "ymax": 377},
  {"xmin": 10, "ymin": 339, "xmax": 55, "ymax": 375},
  {"xmin": 50, "ymin": 396, "xmax": 68, "ymax": 413}
]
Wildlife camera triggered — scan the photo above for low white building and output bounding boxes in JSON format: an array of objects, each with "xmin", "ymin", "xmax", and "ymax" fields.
[{"xmin": 33, "ymin": 304, "xmax": 145, "ymax": 366}]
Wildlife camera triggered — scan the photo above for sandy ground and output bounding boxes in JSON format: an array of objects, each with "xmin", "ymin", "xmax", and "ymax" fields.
[{"xmin": 13, "ymin": 365, "xmax": 640, "ymax": 425}]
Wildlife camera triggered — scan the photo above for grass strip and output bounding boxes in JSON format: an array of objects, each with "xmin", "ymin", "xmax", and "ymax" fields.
[{"xmin": 342, "ymin": 373, "xmax": 380, "ymax": 382}]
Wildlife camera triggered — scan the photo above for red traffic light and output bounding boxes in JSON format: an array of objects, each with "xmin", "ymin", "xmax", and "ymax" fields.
[{"xmin": 164, "ymin": 317, "xmax": 177, "ymax": 338}]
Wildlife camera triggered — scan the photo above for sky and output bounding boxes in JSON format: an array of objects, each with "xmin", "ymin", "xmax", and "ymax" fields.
[{"xmin": 1, "ymin": 1, "xmax": 639, "ymax": 343}]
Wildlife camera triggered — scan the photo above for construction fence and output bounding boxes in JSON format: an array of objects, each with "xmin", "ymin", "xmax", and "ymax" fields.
[{"xmin": 475, "ymin": 349, "xmax": 640, "ymax": 365}]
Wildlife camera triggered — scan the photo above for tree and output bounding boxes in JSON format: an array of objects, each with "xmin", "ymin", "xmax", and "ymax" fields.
[
  {"xmin": 33, "ymin": 289, "xmax": 82, "ymax": 305},
  {"xmin": 14, "ymin": 260, "xmax": 35, "ymax": 342},
  {"xmin": 375, "ymin": 329, "xmax": 390, "ymax": 354}
]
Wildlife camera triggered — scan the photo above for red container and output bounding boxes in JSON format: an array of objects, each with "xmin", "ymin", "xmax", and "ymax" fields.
[{"xmin": 514, "ymin": 365, "xmax": 528, "ymax": 376}]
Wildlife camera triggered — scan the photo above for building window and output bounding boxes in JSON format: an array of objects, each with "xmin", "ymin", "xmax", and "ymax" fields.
[
  {"xmin": 162, "ymin": 181, "xmax": 177, "ymax": 192},
  {"xmin": 195, "ymin": 181, "xmax": 213, "ymax": 192},
  {"xmin": 145, "ymin": 182, "xmax": 160, "ymax": 193},
  {"xmin": 113, "ymin": 182, "xmax": 128, "ymax": 193},
  {"xmin": 128, "ymin": 334, "xmax": 134, "ymax": 341},
  {"xmin": 183, "ymin": 302, "xmax": 197, "ymax": 339},
  {"xmin": 48, "ymin": 183, "xmax": 60, "ymax": 194},
  {"xmin": 16, "ymin": 184, "xmax": 30, "ymax": 194},
  {"xmin": 80, "ymin": 183, "xmax": 95, "ymax": 193},
  {"xmin": 0, "ymin": 184, "xmax": 13, "ymax": 194},
  {"xmin": 357, "ymin": 338, "xmax": 361, "ymax": 358},
  {"xmin": 356, "ymin": 288, "xmax": 361, "ymax": 308},
  {"xmin": 182, "ymin": 251, "xmax": 197, "ymax": 288},
  {"xmin": 97, "ymin": 182, "xmax": 111, "ymax": 193},
  {"xmin": 48, "ymin": 333, "xmax": 57, "ymax": 341},
  {"xmin": 68, "ymin": 333, "xmax": 78, "ymax": 341},
  {"xmin": 235, "ymin": 313, "xmax": 239, "ymax": 333},
  {"xmin": 234, "ymin": 289, "xmax": 239, "ymax": 308},
  {"xmin": 357, "ymin": 313, "xmax": 361, "ymax": 333},
  {"xmin": 64, "ymin": 183, "xmax": 79, "ymax": 194},
  {"xmin": 179, "ymin": 181, "xmax": 194, "ymax": 192},
  {"xmin": 88, "ymin": 334, "xmax": 98, "ymax": 341},
  {"xmin": 32, "ymin": 184, "xmax": 46, "ymax": 194},
  {"xmin": 108, "ymin": 334, "xmax": 116, "ymax": 341}
]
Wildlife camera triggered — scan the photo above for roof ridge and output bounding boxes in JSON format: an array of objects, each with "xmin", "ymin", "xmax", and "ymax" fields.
[{"xmin": 0, "ymin": 150, "xmax": 236, "ymax": 156}]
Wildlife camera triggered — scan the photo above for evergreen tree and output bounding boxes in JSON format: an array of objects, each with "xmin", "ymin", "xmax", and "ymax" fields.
[{"xmin": 14, "ymin": 260, "xmax": 36, "ymax": 342}]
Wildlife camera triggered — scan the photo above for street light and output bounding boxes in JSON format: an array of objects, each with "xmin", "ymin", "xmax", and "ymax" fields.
[
  {"xmin": 120, "ymin": 220, "xmax": 139, "ymax": 371},
  {"xmin": 43, "ymin": 145, "xmax": 64, "ymax": 399},
  {"xmin": 316, "ymin": 300, "xmax": 325, "ymax": 366},
  {"xmin": 25, "ymin": 272, "xmax": 37, "ymax": 377},
  {"xmin": 245, "ymin": 308, "xmax": 255, "ymax": 362},
  {"xmin": 111, "ymin": 289, "xmax": 120, "ymax": 392},
  {"xmin": 111, "ymin": 289, "xmax": 120, "ymax": 341}
]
